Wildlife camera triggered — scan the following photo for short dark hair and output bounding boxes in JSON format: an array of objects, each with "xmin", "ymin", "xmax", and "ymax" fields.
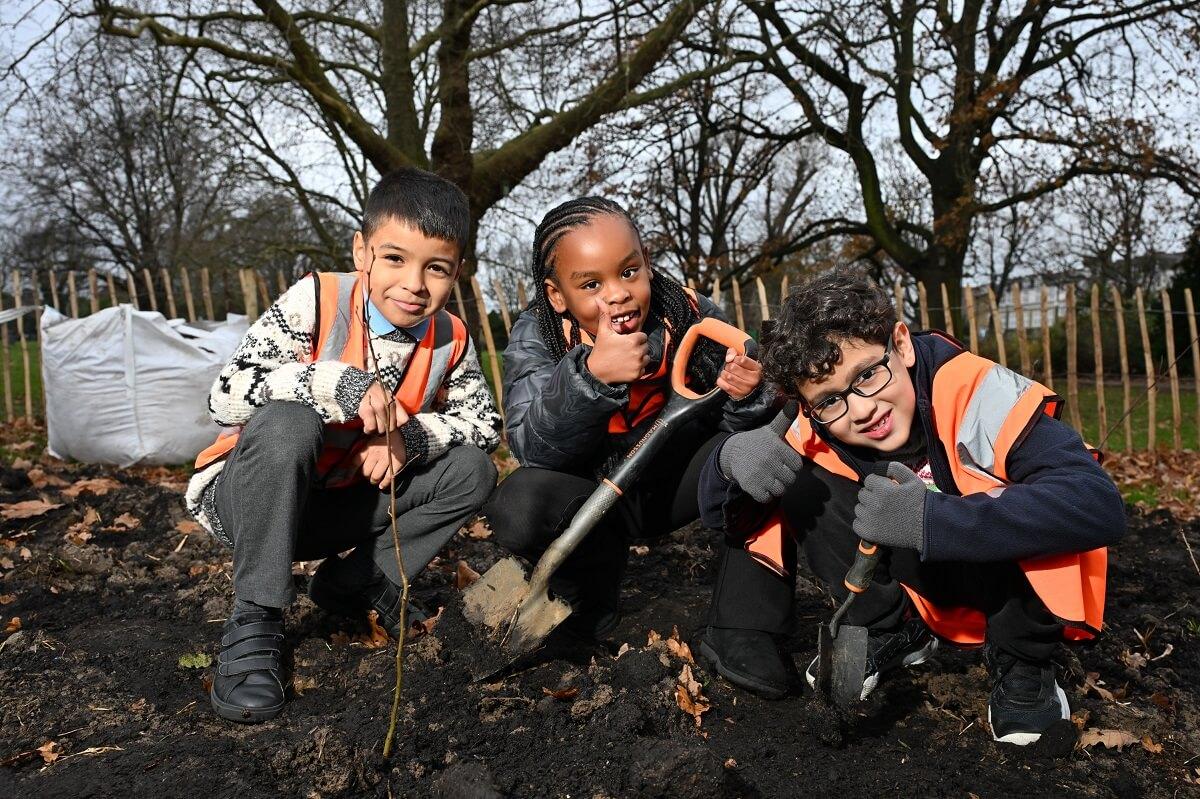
[
  {"xmin": 362, "ymin": 167, "xmax": 470, "ymax": 255},
  {"xmin": 761, "ymin": 266, "xmax": 896, "ymax": 398}
]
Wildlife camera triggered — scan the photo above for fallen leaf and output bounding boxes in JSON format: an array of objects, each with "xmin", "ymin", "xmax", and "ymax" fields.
[
  {"xmin": 465, "ymin": 517, "xmax": 492, "ymax": 539},
  {"xmin": 1151, "ymin": 643, "xmax": 1174, "ymax": 661},
  {"xmin": 647, "ymin": 629, "xmax": 662, "ymax": 646},
  {"xmin": 0, "ymin": 594, "xmax": 14, "ymax": 605},
  {"xmin": 1078, "ymin": 728, "xmax": 1137, "ymax": 750},
  {"xmin": 630, "ymin": 545, "xmax": 650, "ymax": 556},
  {"xmin": 175, "ymin": 520, "xmax": 203, "ymax": 535},
  {"xmin": 1149, "ymin": 692, "xmax": 1173, "ymax": 711},
  {"xmin": 411, "ymin": 606, "xmax": 443, "ymax": 637},
  {"xmin": 0, "ymin": 499, "xmax": 63, "ymax": 520},
  {"xmin": 542, "ymin": 686, "xmax": 580, "ymax": 701},
  {"xmin": 129, "ymin": 698, "xmax": 148, "ymax": 713},
  {"xmin": 1071, "ymin": 710, "xmax": 1091, "ymax": 730},
  {"xmin": 362, "ymin": 611, "xmax": 391, "ymax": 648},
  {"xmin": 1140, "ymin": 736, "xmax": 1163, "ymax": 754},
  {"xmin": 62, "ymin": 477, "xmax": 123, "ymax": 498},
  {"xmin": 293, "ymin": 675, "xmax": 318, "ymax": 696},
  {"xmin": 108, "ymin": 513, "xmax": 141, "ymax": 531},
  {"xmin": 26, "ymin": 469, "xmax": 68, "ymax": 489},
  {"xmin": 11, "ymin": 457, "xmax": 32, "ymax": 469},
  {"xmin": 10, "ymin": 441, "xmax": 36, "ymax": 451},
  {"xmin": 18, "ymin": 547, "xmax": 31, "ymax": 560},
  {"xmin": 665, "ymin": 626, "xmax": 694, "ymax": 663},
  {"xmin": 616, "ymin": 643, "xmax": 631, "ymax": 658},
  {"xmin": 0, "ymin": 557, "xmax": 13, "ymax": 570},
  {"xmin": 177, "ymin": 652, "xmax": 212, "ymax": 669},
  {"xmin": 64, "ymin": 526, "xmax": 93, "ymax": 546},
  {"xmin": 675, "ymin": 663, "xmax": 711, "ymax": 728},
  {"xmin": 1084, "ymin": 672, "xmax": 1115, "ymax": 702},
  {"xmin": 454, "ymin": 560, "xmax": 480, "ymax": 590},
  {"xmin": 5, "ymin": 617, "xmax": 20, "ymax": 634},
  {"xmin": 1121, "ymin": 650, "xmax": 1148, "ymax": 670},
  {"xmin": 724, "ymin": 758, "xmax": 738, "ymax": 769},
  {"xmin": 37, "ymin": 741, "xmax": 60, "ymax": 764}
]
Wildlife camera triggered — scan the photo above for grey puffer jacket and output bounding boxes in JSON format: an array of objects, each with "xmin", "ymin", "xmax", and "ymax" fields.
[{"xmin": 503, "ymin": 295, "xmax": 778, "ymax": 476}]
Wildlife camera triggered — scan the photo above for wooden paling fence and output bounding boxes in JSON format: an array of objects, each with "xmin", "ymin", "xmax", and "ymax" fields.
[{"xmin": 2, "ymin": 268, "xmax": 1197, "ymax": 456}]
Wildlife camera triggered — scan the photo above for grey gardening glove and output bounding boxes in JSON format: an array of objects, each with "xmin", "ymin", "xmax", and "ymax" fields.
[
  {"xmin": 718, "ymin": 406, "xmax": 804, "ymax": 503},
  {"xmin": 852, "ymin": 461, "xmax": 928, "ymax": 553}
]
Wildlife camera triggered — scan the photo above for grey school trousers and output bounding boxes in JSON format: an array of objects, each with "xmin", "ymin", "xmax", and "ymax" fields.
[{"xmin": 206, "ymin": 401, "xmax": 496, "ymax": 609}]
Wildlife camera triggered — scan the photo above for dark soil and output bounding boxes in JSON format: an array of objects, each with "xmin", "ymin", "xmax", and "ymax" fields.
[{"xmin": 1, "ymin": 455, "xmax": 1198, "ymax": 798}]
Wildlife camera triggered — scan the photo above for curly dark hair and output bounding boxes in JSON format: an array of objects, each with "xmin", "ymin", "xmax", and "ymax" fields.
[{"xmin": 761, "ymin": 266, "xmax": 896, "ymax": 399}]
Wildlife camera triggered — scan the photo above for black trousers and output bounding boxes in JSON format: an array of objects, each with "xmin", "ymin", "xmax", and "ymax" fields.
[
  {"xmin": 484, "ymin": 430, "xmax": 723, "ymax": 616},
  {"xmin": 708, "ymin": 460, "xmax": 1064, "ymax": 662}
]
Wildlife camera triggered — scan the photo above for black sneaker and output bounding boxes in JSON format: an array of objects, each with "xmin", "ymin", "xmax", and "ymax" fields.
[
  {"xmin": 697, "ymin": 626, "xmax": 790, "ymax": 699},
  {"xmin": 210, "ymin": 609, "xmax": 287, "ymax": 724},
  {"xmin": 986, "ymin": 649, "xmax": 1069, "ymax": 745},
  {"xmin": 805, "ymin": 617, "xmax": 938, "ymax": 699},
  {"xmin": 309, "ymin": 551, "xmax": 425, "ymax": 637}
]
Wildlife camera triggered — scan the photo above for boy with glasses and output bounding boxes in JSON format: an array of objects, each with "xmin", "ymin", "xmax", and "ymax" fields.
[{"xmin": 696, "ymin": 267, "xmax": 1123, "ymax": 745}]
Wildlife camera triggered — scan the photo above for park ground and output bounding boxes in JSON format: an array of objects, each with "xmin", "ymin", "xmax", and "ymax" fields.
[{"xmin": 0, "ymin": 422, "xmax": 1198, "ymax": 798}]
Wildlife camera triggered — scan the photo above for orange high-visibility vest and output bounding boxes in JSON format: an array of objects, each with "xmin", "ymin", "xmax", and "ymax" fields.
[
  {"xmin": 566, "ymin": 288, "xmax": 700, "ymax": 435},
  {"xmin": 194, "ymin": 272, "xmax": 469, "ymax": 486},
  {"xmin": 745, "ymin": 335, "xmax": 1107, "ymax": 643}
]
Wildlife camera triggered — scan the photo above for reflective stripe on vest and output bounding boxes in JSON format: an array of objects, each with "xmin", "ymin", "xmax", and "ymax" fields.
[
  {"xmin": 194, "ymin": 271, "xmax": 468, "ymax": 482},
  {"xmin": 746, "ymin": 339, "xmax": 1106, "ymax": 643},
  {"xmin": 563, "ymin": 287, "xmax": 699, "ymax": 435}
]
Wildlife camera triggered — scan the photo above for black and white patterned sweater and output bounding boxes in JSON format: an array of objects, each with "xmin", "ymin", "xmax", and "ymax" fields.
[{"xmin": 185, "ymin": 274, "xmax": 502, "ymax": 534}]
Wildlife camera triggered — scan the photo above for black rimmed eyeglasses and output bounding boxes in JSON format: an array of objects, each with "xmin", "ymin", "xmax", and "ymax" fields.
[{"xmin": 802, "ymin": 337, "xmax": 896, "ymax": 425}]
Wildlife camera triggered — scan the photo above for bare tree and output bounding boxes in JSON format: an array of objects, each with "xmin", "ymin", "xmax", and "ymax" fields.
[
  {"xmin": 73, "ymin": 0, "xmax": 719, "ymax": 295},
  {"xmin": 735, "ymin": 0, "xmax": 1200, "ymax": 323}
]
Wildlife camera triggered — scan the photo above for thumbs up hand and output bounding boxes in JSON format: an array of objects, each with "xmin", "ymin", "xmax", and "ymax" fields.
[{"xmin": 586, "ymin": 299, "xmax": 650, "ymax": 385}]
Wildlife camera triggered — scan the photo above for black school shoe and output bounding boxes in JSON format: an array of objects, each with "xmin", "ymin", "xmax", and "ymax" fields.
[
  {"xmin": 309, "ymin": 551, "xmax": 426, "ymax": 637},
  {"xmin": 985, "ymin": 648, "xmax": 1070, "ymax": 745},
  {"xmin": 697, "ymin": 626, "xmax": 790, "ymax": 699},
  {"xmin": 210, "ymin": 609, "xmax": 287, "ymax": 723},
  {"xmin": 803, "ymin": 617, "xmax": 938, "ymax": 700}
]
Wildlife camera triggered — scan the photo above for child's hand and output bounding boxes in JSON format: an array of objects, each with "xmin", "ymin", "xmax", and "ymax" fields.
[
  {"xmin": 717, "ymin": 348, "xmax": 762, "ymax": 400},
  {"xmin": 585, "ymin": 299, "xmax": 649, "ymax": 385},
  {"xmin": 359, "ymin": 381, "xmax": 408, "ymax": 434},
  {"xmin": 355, "ymin": 433, "xmax": 408, "ymax": 489}
]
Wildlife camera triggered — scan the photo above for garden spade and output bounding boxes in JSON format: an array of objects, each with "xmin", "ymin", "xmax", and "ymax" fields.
[
  {"xmin": 462, "ymin": 317, "xmax": 755, "ymax": 679},
  {"xmin": 814, "ymin": 537, "xmax": 881, "ymax": 706}
]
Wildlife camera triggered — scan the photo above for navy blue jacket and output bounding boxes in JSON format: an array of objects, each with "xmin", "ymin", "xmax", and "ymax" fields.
[{"xmin": 699, "ymin": 332, "xmax": 1126, "ymax": 563}]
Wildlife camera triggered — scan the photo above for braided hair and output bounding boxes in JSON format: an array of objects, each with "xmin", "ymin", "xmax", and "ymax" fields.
[{"xmin": 531, "ymin": 197, "xmax": 715, "ymax": 381}]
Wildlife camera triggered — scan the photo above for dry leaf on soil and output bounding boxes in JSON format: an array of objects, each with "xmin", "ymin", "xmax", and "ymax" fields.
[
  {"xmin": 410, "ymin": 606, "xmax": 443, "ymax": 637},
  {"xmin": 292, "ymin": 675, "xmax": 318, "ymax": 696},
  {"xmin": 175, "ymin": 520, "xmax": 203, "ymax": 535},
  {"xmin": 647, "ymin": 629, "xmax": 662, "ymax": 646},
  {"xmin": 1140, "ymin": 736, "xmax": 1163, "ymax": 754},
  {"xmin": 1078, "ymin": 728, "xmax": 1137, "ymax": 750},
  {"xmin": 37, "ymin": 741, "xmax": 60, "ymax": 764},
  {"xmin": 665, "ymin": 626, "xmax": 694, "ymax": 663},
  {"xmin": 106, "ymin": 513, "xmax": 141, "ymax": 531},
  {"xmin": 0, "ymin": 557, "xmax": 14, "ymax": 570},
  {"xmin": 455, "ymin": 560, "xmax": 480, "ymax": 589},
  {"xmin": 361, "ymin": 611, "xmax": 391, "ymax": 648},
  {"xmin": 62, "ymin": 477, "xmax": 122, "ymax": 498},
  {"xmin": 0, "ymin": 499, "xmax": 63, "ymax": 520},
  {"xmin": 465, "ymin": 517, "xmax": 492, "ymax": 539},
  {"xmin": 27, "ymin": 469, "xmax": 68, "ymax": 489},
  {"xmin": 542, "ymin": 686, "xmax": 580, "ymax": 701},
  {"xmin": 675, "ymin": 663, "xmax": 711, "ymax": 728},
  {"xmin": 5, "ymin": 617, "xmax": 20, "ymax": 634},
  {"xmin": 0, "ymin": 594, "xmax": 14, "ymax": 605}
]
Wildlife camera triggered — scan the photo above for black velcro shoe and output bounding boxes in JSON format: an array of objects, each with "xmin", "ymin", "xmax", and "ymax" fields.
[
  {"xmin": 986, "ymin": 648, "xmax": 1070, "ymax": 745},
  {"xmin": 697, "ymin": 626, "xmax": 789, "ymax": 699},
  {"xmin": 210, "ymin": 610, "xmax": 287, "ymax": 724},
  {"xmin": 310, "ymin": 551, "xmax": 425, "ymax": 638},
  {"xmin": 804, "ymin": 616, "xmax": 938, "ymax": 699}
]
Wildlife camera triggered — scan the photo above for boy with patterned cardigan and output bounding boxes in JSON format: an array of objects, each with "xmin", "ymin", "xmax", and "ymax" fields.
[{"xmin": 186, "ymin": 168, "xmax": 501, "ymax": 723}]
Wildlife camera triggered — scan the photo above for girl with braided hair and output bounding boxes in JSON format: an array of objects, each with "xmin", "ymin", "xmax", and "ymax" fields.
[{"xmin": 483, "ymin": 196, "xmax": 777, "ymax": 641}]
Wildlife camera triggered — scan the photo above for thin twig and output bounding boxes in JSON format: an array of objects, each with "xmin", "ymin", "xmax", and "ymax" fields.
[
  {"xmin": 1180, "ymin": 528, "xmax": 1200, "ymax": 578},
  {"xmin": 360, "ymin": 254, "xmax": 411, "ymax": 758}
]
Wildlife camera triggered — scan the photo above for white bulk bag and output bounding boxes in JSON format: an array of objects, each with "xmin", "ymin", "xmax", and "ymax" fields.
[{"xmin": 40, "ymin": 305, "xmax": 248, "ymax": 466}]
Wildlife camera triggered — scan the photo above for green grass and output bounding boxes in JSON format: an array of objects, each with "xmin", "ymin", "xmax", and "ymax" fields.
[
  {"xmin": 0, "ymin": 339, "xmax": 41, "ymax": 424},
  {"xmin": 1071, "ymin": 381, "xmax": 1198, "ymax": 452}
]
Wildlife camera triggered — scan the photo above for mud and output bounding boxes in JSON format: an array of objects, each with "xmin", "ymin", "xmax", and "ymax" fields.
[{"xmin": 0, "ymin": 455, "xmax": 1197, "ymax": 798}]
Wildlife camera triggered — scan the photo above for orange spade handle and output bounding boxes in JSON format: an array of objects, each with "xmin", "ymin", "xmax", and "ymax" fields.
[
  {"xmin": 843, "ymin": 541, "xmax": 879, "ymax": 594},
  {"xmin": 670, "ymin": 316, "xmax": 753, "ymax": 400}
]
